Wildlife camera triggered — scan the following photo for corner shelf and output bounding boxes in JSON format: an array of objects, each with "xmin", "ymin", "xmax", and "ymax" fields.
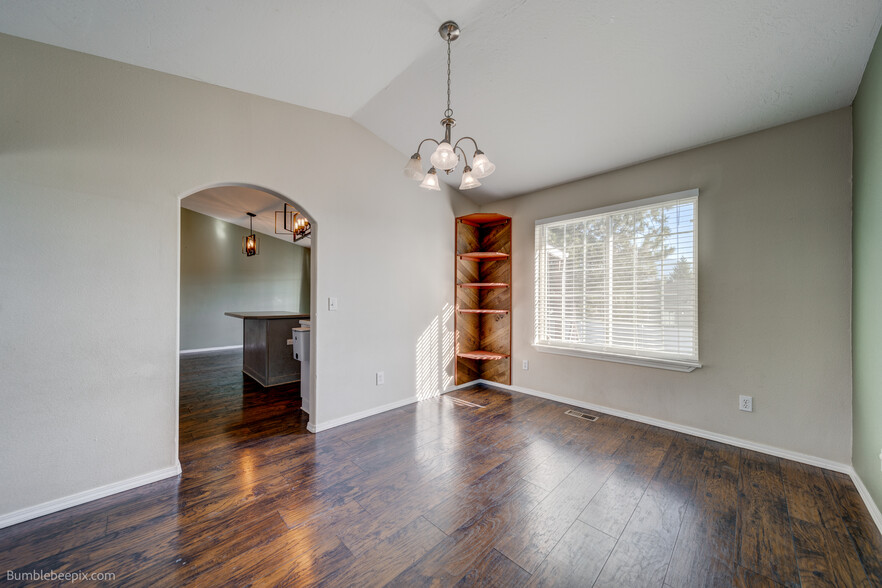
[
  {"xmin": 457, "ymin": 213, "xmax": 510, "ymax": 227},
  {"xmin": 456, "ymin": 350, "xmax": 510, "ymax": 361},
  {"xmin": 458, "ymin": 252, "xmax": 510, "ymax": 262},
  {"xmin": 458, "ymin": 282, "xmax": 509, "ymax": 289},
  {"xmin": 455, "ymin": 213, "xmax": 512, "ymax": 386}
]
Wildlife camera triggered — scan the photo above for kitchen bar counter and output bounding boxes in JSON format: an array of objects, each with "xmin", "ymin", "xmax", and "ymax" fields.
[{"xmin": 224, "ymin": 311, "xmax": 309, "ymax": 387}]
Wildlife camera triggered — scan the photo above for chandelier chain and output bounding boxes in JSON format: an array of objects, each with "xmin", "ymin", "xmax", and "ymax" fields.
[{"xmin": 445, "ymin": 34, "xmax": 453, "ymax": 118}]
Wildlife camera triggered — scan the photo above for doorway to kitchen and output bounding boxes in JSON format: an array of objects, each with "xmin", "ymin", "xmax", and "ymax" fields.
[{"xmin": 176, "ymin": 183, "xmax": 317, "ymax": 449}]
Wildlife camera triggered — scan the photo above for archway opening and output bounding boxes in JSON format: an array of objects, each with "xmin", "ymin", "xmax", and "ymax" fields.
[{"xmin": 176, "ymin": 183, "xmax": 318, "ymax": 465}]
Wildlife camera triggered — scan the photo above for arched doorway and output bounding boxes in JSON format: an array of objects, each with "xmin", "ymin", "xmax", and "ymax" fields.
[{"xmin": 176, "ymin": 183, "xmax": 318, "ymax": 449}]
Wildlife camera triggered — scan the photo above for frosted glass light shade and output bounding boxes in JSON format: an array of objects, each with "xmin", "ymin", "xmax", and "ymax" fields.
[
  {"xmin": 459, "ymin": 167, "xmax": 481, "ymax": 190},
  {"xmin": 471, "ymin": 151, "xmax": 496, "ymax": 178},
  {"xmin": 419, "ymin": 167, "xmax": 441, "ymax": 191},
  {"xmin": 403, "ymin": 153, "xmax": 423, "ymax": 180},
  {"xmin": 430, "ymin": 142, "xmax": 459, "ymax": 171}
]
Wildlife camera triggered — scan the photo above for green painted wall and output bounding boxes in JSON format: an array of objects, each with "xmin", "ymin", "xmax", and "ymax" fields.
[
  {"xmin": 180, "ymin": 208, "xmax": 310, "ymax": 350},
  {"xmin": 853, "ymin": 31, "xmax": 882, "ymax": 514}
]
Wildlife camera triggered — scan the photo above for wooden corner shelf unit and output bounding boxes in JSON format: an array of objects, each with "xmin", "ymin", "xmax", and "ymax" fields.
[{"xmin": 455, "ymin": 212, "xmax": 512, "ymax": 385}]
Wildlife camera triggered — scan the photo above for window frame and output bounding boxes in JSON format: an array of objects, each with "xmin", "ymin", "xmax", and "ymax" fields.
[{"xmin": 533, "ymin": 189, "xmax": 701, "ymax": 372}]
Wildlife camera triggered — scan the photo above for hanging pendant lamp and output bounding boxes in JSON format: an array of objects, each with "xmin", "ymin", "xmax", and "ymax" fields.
[
  {"xmin": 277, "ymin": 203, "xmax": 311, "ymax": 242},
  {"xmin": 404, "ymin": 21, "xmax": 495, "ymax": 191},
  {"xmin": 242, "ymin": 212, "xmax": 259, "ymax": 257}
]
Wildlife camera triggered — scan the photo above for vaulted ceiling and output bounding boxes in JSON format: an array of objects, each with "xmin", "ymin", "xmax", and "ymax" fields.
[{"xmin": 2, "ymin": 0, "xmax": 880, "ymax": 203}]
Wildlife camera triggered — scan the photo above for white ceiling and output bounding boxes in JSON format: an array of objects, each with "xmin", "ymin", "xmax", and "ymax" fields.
[
  {"xmin": 182, "ymin": 186, "xmax": 311, "ymax": 248},
  {"xmin": 2, "ymin": 0, "xmax": 880, "ymax": 203}
]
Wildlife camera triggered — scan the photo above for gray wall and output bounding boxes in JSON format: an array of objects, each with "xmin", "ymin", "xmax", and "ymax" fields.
[
  {"xmin": 853, "ymin": 29, "xmax": 882, "ymax": 514},
  {"xmin": 484, "ymin": 109, "xmax": 853, "ymax": 464},
  {"xmin": 180, "ymin": 208, "xmax": 310, "ymax": 351},
  {"xmin": 0, "ymin": 33, "xmax": 474, "ymax": 522}
]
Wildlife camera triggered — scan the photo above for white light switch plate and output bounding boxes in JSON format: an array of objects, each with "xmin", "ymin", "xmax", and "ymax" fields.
[
  {"xmin": 328, "ymin": 297, "xmax": 338, "ymax": 311},
  {"xmin": 376, "ymin": 371, "xmax": 384, "ymax": 385}
]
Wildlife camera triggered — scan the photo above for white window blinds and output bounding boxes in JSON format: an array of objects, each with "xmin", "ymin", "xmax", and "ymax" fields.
[{"xmin": 534, "ymin": 190, "xmax": 699, "ymax": 369}]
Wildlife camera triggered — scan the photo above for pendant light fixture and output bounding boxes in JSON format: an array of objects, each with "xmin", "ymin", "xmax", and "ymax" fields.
[
  {"xmin": 242, "ymin": 212, "xmax": 259, "ymax": 256},
  {"xmin": 275, "ymin": 203, "xmax": 311, "ymax": 242},
  {"xmin": 404, "ymin": 21, "xmax": 495, "ymax": 191},
  {"xmin": 291, "ymin": 212, "xmax": 311, "ymax": 242}
]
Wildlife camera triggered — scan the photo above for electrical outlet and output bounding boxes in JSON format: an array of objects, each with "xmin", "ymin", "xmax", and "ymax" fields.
[
  {"xmin": 376, "ymin": 371, "xmax": 384, "ymax": 385},
  {"xmin": 739, "ymin": 395, "xmax": 753, "ymax": 412},
  {"xmin": 328, "ymin": 297, "xmax": 338, "ymax": 311},
  {"xmin": 522, "ymin": 360, "xmax": 529, "ymax": 370}
]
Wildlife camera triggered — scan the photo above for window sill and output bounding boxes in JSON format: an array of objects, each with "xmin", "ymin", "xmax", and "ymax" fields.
[{"xmin": 532, "ymin": 343, "xmax": 701, "ymax": 372}]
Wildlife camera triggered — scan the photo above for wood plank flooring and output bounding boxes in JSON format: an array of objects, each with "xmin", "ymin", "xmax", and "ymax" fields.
[{"xmin": 1, "ymin": 349, "xmax": 881, "ymax": 587}]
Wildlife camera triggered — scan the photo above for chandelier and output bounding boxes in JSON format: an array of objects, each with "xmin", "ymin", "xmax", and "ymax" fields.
[
  {"xmin": 275, "ymin": 203, "xmax": 311, "ymax": 242},
  {"xmin": 291, "ymin": 212, "xmax": 311, "ymax": 242},
  {"xmin": 403, "ymin": 21, "xmax": 495, "ymax": 191}
]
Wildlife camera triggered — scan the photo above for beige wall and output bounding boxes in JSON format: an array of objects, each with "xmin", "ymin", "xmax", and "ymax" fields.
[
  {"xmin": 0, "ymin": 29, "xmax": 855, "ymax": 524},
  {"xmin": 179, "ymin": 208, "xmax": 310, "ymax": 351},
  {"xmin": 485, "ymin": 109, "xmax": 853, "ymax": 463},
  {"xmin": 0, "ymin": 33, "xmax": 474, "ymax": 520}
]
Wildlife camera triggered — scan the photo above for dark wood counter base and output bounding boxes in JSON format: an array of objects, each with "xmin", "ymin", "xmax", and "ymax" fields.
[{"xmin": 225, "ymin": 311, "xmax": 308, "ymax": 387}]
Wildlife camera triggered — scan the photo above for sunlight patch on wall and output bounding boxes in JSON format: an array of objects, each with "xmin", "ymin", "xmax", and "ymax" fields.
[
  {"xmin": 440, "ymin": 303, "xmax": 454, "ymax": 391},
  {"xmin": 416, "ymin": 315, "xmax": 440, "ymax": 401},
  {"xmin": 416, "ymin": 303, "xmax": 455, "ymax": 401}
]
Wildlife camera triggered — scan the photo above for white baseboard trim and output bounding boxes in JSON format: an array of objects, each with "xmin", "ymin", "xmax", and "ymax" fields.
[
  {"xmin": 468, "ymin": 379, "xmax": 854, "ymax": 475},
  {"xmin": 0, "ymin": 461, "xmax": 182, "ymax": 530},
  {"xmin": 845, "ymin": 467, "xmax": 882, "ymax": 536},
  {"xmin": 180, "ymin": 345, "xmax": 242, "ymax": 355},
  {"xmin": 310, "ymin": 395, "xmax": 420, "ymax": 433}
]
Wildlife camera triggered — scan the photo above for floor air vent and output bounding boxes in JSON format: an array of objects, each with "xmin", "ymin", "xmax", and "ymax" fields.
[{"xmin": 565, "ymin": 409, "xmax": 599, "ymax": 422}]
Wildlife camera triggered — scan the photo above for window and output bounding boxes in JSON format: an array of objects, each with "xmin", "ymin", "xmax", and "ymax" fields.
[{"xmin": 534, "ymin": 189, "xmax": 700, "ymax": 371}]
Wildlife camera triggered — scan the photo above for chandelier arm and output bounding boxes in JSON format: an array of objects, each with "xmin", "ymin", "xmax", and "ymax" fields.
[
  {"xmin": 453, "ymin": 136, "xmax": 480, "ymax": 153},
  {"xmin": 416, "ymin": 138, "xmax": 440, "ymax": 154},
  {"xmin": 455, "ymin": 145, "xmax": 470, "ymax": 167}
]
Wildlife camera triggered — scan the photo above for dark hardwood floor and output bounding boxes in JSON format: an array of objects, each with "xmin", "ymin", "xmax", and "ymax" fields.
[{"xmin": 2, "ymin": 349, "xmax": 881, "ymax": 586}]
